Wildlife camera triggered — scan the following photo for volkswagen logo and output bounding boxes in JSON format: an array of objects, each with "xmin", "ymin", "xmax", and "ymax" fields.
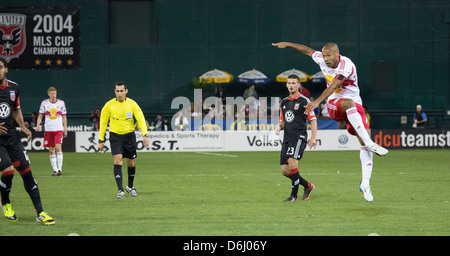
[
  {"xmin": 0, "ymin": 103, "xmax": 11, "ymax": 118},
  {"xmin": 285, "ymin": 110, "xmax": 295, "ymax": 123},
  {"xmin": 338, "ymin": 134, "xmax": 348, "ymax": 145}
]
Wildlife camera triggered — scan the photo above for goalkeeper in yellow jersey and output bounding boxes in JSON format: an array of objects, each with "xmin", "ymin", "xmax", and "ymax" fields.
[{"xmin": 98, "ymin": 82, "xmax": 149, "ymax": 199}]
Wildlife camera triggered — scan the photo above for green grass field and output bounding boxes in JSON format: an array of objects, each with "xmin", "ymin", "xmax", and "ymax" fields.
[{"xmin": 0, "ymin": 149, "xmax": 449, "ymax": 236}]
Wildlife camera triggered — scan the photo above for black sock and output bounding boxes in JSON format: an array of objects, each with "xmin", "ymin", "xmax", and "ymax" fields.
[
  {"xmin": 127, "ymin": 166, "xmax": 135, "ymax": 188},
  {"xmin": 114, "ymin": 164, "xmax": 123, "ymax": 191},
  {"xmin": 290, "ymin": 172, "xmax": 300, "ymax": 197},
  {"xmin": 21, "ymin": 171, "xmax": 43, "ymax": 214},
  {"xmin": 299, "ymin": 175, "xmax": 309, "ymax": 189},
  {"xmin": 0, "ymin": 172, "xmax": 13, "ymax": 205}
]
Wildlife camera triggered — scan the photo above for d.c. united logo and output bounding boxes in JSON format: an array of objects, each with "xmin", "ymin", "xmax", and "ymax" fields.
[{"xmin": 0, "ymin": 13, "xmax": 26, "ymax": 62}]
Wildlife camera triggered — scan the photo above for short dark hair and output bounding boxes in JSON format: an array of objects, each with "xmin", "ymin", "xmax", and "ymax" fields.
[
  {"xmin": 287, "ymin": 74, "xmax": 300, "ymax": 82},
  {"xmin": 0, "ymin": 58, "xmax": 8, "ymax": 68},
  {"xmin": 115, "ymin": 81, "xmax": 127, "ymax": 89}
]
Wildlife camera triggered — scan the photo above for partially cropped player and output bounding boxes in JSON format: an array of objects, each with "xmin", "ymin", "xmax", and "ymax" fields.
[
  {"xmin": 273, "ymin": 42, "xmax": 388, "ymax": 202},
  {"xmin": 36, "ymin": 87, "xmax": 68, "ymax": 176},
  {"xmin": 0, "ymin": 58, "xmax": 54, "ymax": 225},
  {"xmin": 275, "ymin": 74, "xmax": 317, "ymax": 202}
]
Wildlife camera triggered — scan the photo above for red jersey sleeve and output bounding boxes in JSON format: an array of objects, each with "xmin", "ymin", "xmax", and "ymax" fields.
[
  {"xmin": 307, "ymin": 109, "xmax": 316, "ymax": 122},
  {"xmin": 279, "ymin": 108, "xmax": 284, "ymax": 122},
  {"xmin": 14, "ymin": 96, "xmax": 20, "ymax": 110}
]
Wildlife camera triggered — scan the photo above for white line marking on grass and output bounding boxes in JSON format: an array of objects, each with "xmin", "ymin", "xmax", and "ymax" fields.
[
  {"xmin": 35, "ymin": 172, "xmax": 410, "ymax": 179},
  {"xmin": 268, "ymin": 172, "xmax": 411, "ymax": 176},
  {"xmin": 195, "ymin": 152, "xmax": 238, "ymax": 158}
]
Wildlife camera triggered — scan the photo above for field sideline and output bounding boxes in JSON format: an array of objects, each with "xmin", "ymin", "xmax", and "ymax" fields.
[{"xmin": 0, "ymin": 149, "xmax": 448, "ymax": 236}]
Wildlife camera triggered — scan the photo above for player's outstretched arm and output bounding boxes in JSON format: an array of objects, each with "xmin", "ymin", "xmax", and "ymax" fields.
[
  {"xmin": 272, "ymin": 42, "xmax": 316, "ymax": 57},
  {"xmin": 309, "ymin": 119, "xmax": 317, "ymax": 149},
  {"xmin": 304, "ymin": 76, "xmax": 344, "ymax": 115}
]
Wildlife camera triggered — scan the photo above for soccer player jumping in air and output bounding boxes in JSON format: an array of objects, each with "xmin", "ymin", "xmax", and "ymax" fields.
[
  {"xmin": 275, "ymin": 74, "xmax": 317, "ymax": 202},
  {"xmin": 273, "ymin": 42, "xmax": 389, "ymax": 202}
]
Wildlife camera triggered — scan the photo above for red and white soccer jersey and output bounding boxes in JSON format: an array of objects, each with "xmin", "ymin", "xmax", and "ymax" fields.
[
  {"xmin": 39, "ymin": 99, "xmax": 67, "ymax": 132},
  {"xmin": 311, "ymin": 51, "xmax": 362, "ymax": 105},
  {"xmin": 311, "ymin": 51, "xmax": 369, "ymax": 135}
]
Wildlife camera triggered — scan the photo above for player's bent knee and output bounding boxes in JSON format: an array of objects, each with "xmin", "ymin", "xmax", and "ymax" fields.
[
  {"xmin": 113, "ymin": 154, "xmax": 123, "ymax": 165},
  {"xmin": 20, "ymin": 170, "xmax": 38, "ymax": 192},
  {"xmin": 340, "ymin": 99, "xmax": 356, "ymax": 111},
  {"xmin": 281, "ymin": 166, "xmax": 290, "ymax": 177},
  {"xmin": 287, "ymin": 159, "xmax": 298, "ymax": 171},
  {"xmin": 126, "ymin": 159, "xmax": 135, "ymax": 167},
  {"xmin": 1, "ymin": 166, "xmax": 15, "ymax": 174},
  {"xmin": 17, "ymin": 165, "xmax": 31, "ymax": 176}
]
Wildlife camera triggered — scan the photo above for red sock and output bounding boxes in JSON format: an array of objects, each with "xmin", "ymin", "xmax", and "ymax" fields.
[{"xmin": 288, "ymin": 168, "xmax": 299, "ymax": 177}]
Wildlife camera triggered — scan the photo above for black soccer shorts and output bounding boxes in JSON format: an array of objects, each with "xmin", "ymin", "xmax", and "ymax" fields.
[
  {"xmin": 280, "ymin": 138, "xmax": 307, "ymax": 165},
  {"xmin": 0, "ymin": 135, "xmax": 30, "ymax": 171},
  {"xmin": 109, "ymin": 132, "xmax": 137, "ymax": 159}
]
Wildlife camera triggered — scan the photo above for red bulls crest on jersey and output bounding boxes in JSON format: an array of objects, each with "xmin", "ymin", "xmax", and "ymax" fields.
[{"xmin": 0, "ymin": 13, "xmax": 26, "ymax": 62}]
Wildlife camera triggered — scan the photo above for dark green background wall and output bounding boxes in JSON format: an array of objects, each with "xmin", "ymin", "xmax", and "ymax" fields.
[{"xmin": 3, "ymin": 0, "xmax": 450, "ymax": 128}]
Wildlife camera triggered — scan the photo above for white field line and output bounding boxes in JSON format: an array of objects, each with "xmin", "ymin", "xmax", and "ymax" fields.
[
  {"xmin": 194, "ymin": 152, "xmax": 239, "ymax": 158},
  {"xmin": 34, "ymin": 171, "xmax": 411, "ymax": 179}
]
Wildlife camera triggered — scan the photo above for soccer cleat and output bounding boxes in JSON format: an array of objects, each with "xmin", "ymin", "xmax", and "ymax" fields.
[
  {"xmin": 302, "ymin": 183, "xmax": 315, "ymax": 200},
  {"xmin": 51, "ymin": 171, "xmax": 58, "ymax": 176},
  {"xmin": 367, "ymin": 143, "xmax": 389, "ymax": 156},
  {"xmin": 1, "ymin": 203, "xmax": 18, "ymax": 222},
  {"xmin": 116, "ymin": 190, "xmax": 125, "ymax": 199},
  {"xmin": 126, "ymin": 186, "xmax": 138, "ymax": 197},
  {"xmin": 283, "ymin": 195, "xmax": 298, "ymax": 202},
  {"xmin": 57, "ymin": 170, "xmax": 62, "ymax": 176},
  {"xmin": 36, "ymin": 211, "xmax": 55, "ymax": 225},
  {"xmin": 359, "ymin": 184, "xmax": 374, "ymax": 202}
]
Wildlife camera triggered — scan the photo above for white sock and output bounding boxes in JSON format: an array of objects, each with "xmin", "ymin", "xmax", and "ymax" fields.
[
  {"xmin": 346, "ymin": 107, "xmax": 374, "ymax": 147},
  {"xmin": 57, "ymin": 152, "xmax": 63, "ymax": 171},
  {"xmin": 360, "ymin": 146, "xmax": 373, "ymax": 187},
  {"xmin": 50, "ymin": 155, "xmax": 58, "ymax": 172}
]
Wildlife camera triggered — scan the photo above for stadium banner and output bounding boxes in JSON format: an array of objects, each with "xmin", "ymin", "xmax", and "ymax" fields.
[
  {"xmin": 0, "ymin": 7, "xmax": 80, "ymax": 69},
  {"xmin": 190, "ymin": 118, "xmax": 339, "ymax": 131},
  {"xmin": 75, "ymin": 131, "xmax": 225, "ymax": 153},
  {"xmin": 372, "ymin": 129, "xmax": 450, "ymax": 149},
  {"xmin": 190, "ymin": 118, "xmax": 277, "ymax": 131},
  {"xmin": 18, "ymin": 131, "xmax": 76, "ymax": 152},
  {"xmin": 229, "ymin": 129, "xmax": 360, "ymax": 152},
  {"xmin": 74, "ymin": 130, "xmax": 360, "ymax": 153}
]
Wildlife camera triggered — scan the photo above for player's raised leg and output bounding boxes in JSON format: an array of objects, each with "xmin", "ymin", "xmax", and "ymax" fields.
[{"xmin": 341, "ymin": 99, "xmax": 388, "ymax": 156}]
